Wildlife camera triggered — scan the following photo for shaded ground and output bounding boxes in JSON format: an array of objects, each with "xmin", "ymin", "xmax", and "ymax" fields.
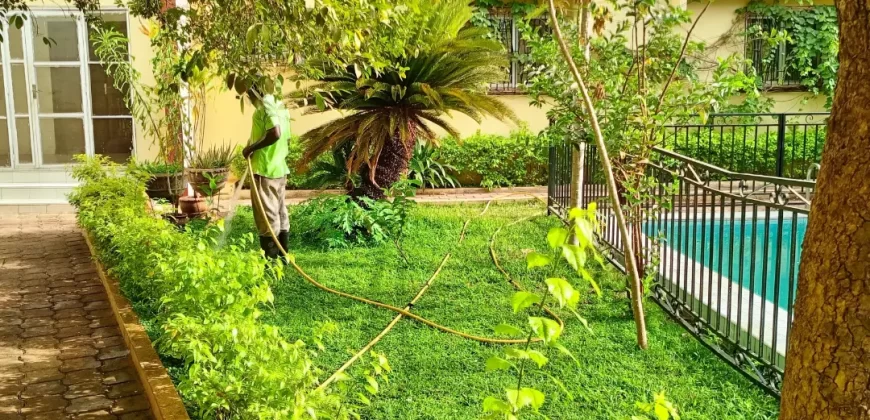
[
  {"xmin": 0, "ymin": 215, "xmax": 153, "ymax": 420},
  {"xmin": 221, "ymin": 202, "xmax": 779, "ymax": 419}
]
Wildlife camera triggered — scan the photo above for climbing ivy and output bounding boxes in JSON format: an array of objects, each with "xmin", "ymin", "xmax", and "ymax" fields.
[{"xmin": 739, "ymin": 1, "xmax": 838, "ymax": 107}]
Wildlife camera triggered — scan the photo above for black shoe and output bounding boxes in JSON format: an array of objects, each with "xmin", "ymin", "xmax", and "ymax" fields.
[
  {"xmin": 259, "ymin": 236, "xmax": 280, "ymax": 259},
  {"xmin": 277, "ymin": 230, "xmax": 289, "ymax": 254}
]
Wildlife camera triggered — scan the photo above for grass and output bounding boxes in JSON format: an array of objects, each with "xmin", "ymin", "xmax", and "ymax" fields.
[{"xmin": 221, "ymin": 201, "xmax": 779, "ymax": 419}]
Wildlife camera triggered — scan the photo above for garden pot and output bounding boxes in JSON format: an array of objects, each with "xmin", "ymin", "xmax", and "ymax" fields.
[
  {"xmin": 185, "ymin": 168, "xmax": 229, "ymax": 197},
  {"xmin": 162, "ymin": 212, "xmax": 189, "ymax": 227},
  {"xmin": 145, "ymin": 173, "xmax": 184, "ymax": 202},
  {"xmin": 455, "ymin": 170, "xmax": 481, "ymax": 187},
  {"xmin": 179, "ymin": 195, "xmax": 208, "ymax": 217}
]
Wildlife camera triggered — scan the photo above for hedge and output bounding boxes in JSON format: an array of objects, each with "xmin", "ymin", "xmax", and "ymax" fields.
[
  {"xmin": 231, "ymin": 130, "xmax": 551, "ymax": 190},
  {"xmin": 69, "ymin": 156, "xmax": 342, "ymax": 419},
  {"xmin": 661, "ymin": 127, "xmax": 826, "ymax": 178},
  {"xmin": 438, "ymin": 128, "xmax": 549, "ymax": 188}
]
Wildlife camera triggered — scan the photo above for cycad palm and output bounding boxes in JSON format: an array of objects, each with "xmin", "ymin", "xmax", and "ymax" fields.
[{"xmin": 298, "ymin": 0, "xmax": 518, "ymax": 199}]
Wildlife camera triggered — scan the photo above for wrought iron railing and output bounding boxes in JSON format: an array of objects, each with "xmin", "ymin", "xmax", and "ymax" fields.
[
  {"xmin": 663, "ymin": 113, "xmax": 828, "ymax": 179},
  {"xmin": 546, "ymin": 139, "xmax": 573, "ymax": 216},
  {"xmin": 548, "ymin": 137, "xmax": 816, "ymax": 397}
]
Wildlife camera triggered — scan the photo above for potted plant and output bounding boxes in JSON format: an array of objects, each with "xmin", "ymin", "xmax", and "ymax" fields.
[
  {"xmin": 187, "ymin": 143, "xmax": 234, "ymax": 197},
  {"xmin": 137, "ymin": 160, "xmax": 184, "ymax": 202}
]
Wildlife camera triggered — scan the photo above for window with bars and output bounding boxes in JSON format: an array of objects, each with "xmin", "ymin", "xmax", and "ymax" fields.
[
  {"xmin": 486, "ymin": 10, "xmax": 550, "ymax": 94},
  {"xmin": 744, "ymin": 13, "xmax": 803, "ymax": 88}
]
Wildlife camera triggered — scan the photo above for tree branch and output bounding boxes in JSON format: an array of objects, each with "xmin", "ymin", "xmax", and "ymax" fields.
[
  {"xmin": 546, "ymin": 0, "xmax": 648, "ymax": 349},
  {"xmin": 655, "ymin": 0, "xmax": 712, "ymax": 116}
]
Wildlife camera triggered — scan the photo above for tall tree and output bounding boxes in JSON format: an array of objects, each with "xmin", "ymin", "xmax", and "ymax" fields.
[{"xmin": 780, "ymin": 1, "xmax": 869, "ymax": 418}]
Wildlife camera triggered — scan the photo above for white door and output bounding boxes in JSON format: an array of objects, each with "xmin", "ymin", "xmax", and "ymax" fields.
[{"xmin": 0, "ymin": 11, "xmax": 134, "ymax": 170}]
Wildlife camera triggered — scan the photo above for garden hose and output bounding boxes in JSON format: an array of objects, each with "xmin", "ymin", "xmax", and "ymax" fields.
[
  {"xmin": 316, "ymin": 200, "xmax": 493, "ymax": 391},
  {"xmin": 246, "ymin": 157, "xmax": 561, "ymax": 346}
]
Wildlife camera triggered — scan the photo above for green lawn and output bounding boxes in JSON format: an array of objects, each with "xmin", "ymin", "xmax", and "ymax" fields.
[{"xmin": 223, "ymin": 201, "xmax": 779, "ymax": 419}]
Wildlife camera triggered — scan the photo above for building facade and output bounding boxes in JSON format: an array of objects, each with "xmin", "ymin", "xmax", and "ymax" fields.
[{"xmin": 0, "ymin": 0, "xmax": 834, "ymax": 205}]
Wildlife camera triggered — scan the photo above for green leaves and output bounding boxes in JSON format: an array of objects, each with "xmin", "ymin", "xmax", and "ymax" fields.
[
  {"xmin": 506, "ymin": 387, "xmax": 545, "ymax": 411},
  {"xmin": 546, "ymin": 227, "xmax": 569, "ymax": 249},
  {"xmin": 560, "ymin": 244, "xmax": 587, "ymax": 271},
  {"xmin": 504, "ymin": 348, "xmax": 548, "ymax": 368},
  {"xmin": 494, "ymin": 323, "xmax": 524, "ymax": 337},
  {"xmin": 526, "ymin": 252, "xmax": 552, "ymax": 269},
  {"xmin": 528, "ymin": 317, "xmax": 562, "ymax": 345},
  {"xmin": 485, "ymin": 356, "xmax": 513, "ymax": 372},
  {"xmin": 634, "ymin": 391, "xmax": 681, "ymax": 420},
  {"xmin": 511, "ymin": 291, "xmax": 541, "ymax": 314},
  {"xmin": 545, "ymin": 278, "xmax": 579, "ymax": 309}
]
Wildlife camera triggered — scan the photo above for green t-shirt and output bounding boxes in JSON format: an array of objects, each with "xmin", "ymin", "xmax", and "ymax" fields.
[{"xmin": 249, "ymin": 95, "xmax": 292, "ymax": 178}]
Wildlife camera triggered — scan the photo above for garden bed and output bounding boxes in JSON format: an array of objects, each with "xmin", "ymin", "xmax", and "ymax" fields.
[{"xmin": 82, "ymin": 233, "xmax": 189, "ymax": 420}]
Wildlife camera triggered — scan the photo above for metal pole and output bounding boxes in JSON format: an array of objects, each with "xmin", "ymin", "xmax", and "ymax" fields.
[{"xmin": 776, "ymin": 113, "xmax": 786, "ymax": 177}]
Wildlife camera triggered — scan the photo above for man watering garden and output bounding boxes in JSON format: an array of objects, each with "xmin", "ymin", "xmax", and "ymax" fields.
[{"xmin": 242, "ymin": 84, "xmax": 292, "ymax": 259}]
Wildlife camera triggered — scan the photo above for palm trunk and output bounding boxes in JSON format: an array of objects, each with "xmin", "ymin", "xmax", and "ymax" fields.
[{"xmin": 351, "ymin": 132, "xmax": 415, "ymax": 200}]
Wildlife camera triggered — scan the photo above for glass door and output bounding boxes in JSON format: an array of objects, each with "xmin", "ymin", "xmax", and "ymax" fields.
[
  {"xmin": 0, "ymin": 11, "xmax": 133, "ymax": 170},
  {"xmin": 29, "ymin": 14, "xmax": 89, "ymax": 166}
]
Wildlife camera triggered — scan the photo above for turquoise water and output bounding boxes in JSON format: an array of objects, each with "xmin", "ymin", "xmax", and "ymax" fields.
[{"xmin": 648, "ymin": 215, "xmax": 808, "ymax": 311}]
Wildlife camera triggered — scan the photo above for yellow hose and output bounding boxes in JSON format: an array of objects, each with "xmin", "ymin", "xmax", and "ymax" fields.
[
  {"xmin": 246, "ymin": 158, "xmax": 561, "ymax": 346},
  {"xmin": 316, "ymin": 202, "xmax": 489, "ymax": 391}
]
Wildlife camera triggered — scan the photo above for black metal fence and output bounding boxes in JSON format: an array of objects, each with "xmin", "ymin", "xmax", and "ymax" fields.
[
  {"xmin": 548, "ymin": 114, "xmax": 823, "ymax": 396},
  {"xmin": 662, "ymin": 113, "xmax": 828, "ymax": 179},
  {"xmin": 546, "ymin": 140, "xmax": 573, "ymax": 215}
]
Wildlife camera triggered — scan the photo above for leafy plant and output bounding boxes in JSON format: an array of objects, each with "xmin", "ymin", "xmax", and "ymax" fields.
[
  {"xmin": 483, "ymin": 205, "xmax": 602, "ymax": 419},
  {"xmin": 191, "ymin": 143, "xmax": 236, "ymax": 169},
  {"xmin": 296, "ymin": 0, "xmax": 517, "ymax": 200},
  {"xmin": 333, "ymin": 351, "xmax": 393, "ymax": 417},
  {"xmin": 632, "ymin": 392, "xmax": 680, "ymax": 420},
  {"xmin": 305, "ymin": 143, "xmax": 357, "ymax": 190},
  {"xmin": 69, "ymin": 155, "xmax": 347, "ymax": 418},
  {"xmin": 292, "ymin": 179, "xmax": 419, "ymax": 253},
  {"xmin": 131, "ymin": 159, "xmax": 183, "ymax": 175},
  {"xmin": 409, "ymin": 142, "xmax": 458, "ymax": 189},
  {"xmin": 439, "ymin": 127, "xmax": 549, "ymax": 188}
]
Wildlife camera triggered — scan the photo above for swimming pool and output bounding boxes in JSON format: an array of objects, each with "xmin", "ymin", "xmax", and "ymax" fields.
[{"xmin": 649, "ymin": 214, "xmax": 807, "ymax": 311}]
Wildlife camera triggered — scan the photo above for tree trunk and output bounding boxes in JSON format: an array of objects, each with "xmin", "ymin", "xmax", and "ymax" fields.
[
  {"xmin": 780, "ymin": 1, "xmax": 870, "ymax": 418},
  {"xmin": 351, "ymin": 133, "xmax": 415, "ymax": 200}
]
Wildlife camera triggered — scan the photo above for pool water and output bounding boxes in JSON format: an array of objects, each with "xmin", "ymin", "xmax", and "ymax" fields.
[{"xmin": 649, "ymin": 215, "xmax": 808, "ymax": 311}]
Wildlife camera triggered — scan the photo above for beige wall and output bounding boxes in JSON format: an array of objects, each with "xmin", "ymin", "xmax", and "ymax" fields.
[
  {"xmin": 137, "ymin": 87, "xmax": 551, "ymax": 160},
  {"xmin": 134, "ymin": 0, "xmax": 834, "ymax": 160}
]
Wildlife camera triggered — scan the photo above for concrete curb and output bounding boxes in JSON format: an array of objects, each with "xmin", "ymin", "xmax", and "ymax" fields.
[{"xmin": 82, "ymin": 232, "xmax": 190, "ymax": 420}]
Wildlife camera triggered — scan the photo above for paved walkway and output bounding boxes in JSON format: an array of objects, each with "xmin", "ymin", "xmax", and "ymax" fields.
[{"xmin": 0, "ymin": 215, "xmax": 153, "ymax": 420}]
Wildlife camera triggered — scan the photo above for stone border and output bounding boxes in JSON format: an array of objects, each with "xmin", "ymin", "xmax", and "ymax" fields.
[{"xmin": 82, "ymin": 232, "xmax": 190, "ymax": 420}]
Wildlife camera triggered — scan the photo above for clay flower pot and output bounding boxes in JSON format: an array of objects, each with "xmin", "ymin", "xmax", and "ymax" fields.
[
  {"xmin": 185, "ymin": 168, "xmax": 229, "ymax": 197},
  {"xmin": 145, "ymin": 173, "xmax": 184, "ymax": 202},
  {"xmin": 179, "ymin": 195, "xmax": 208, "ymax": 217}
]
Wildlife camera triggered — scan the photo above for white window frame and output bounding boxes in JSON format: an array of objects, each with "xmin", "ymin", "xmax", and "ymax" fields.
[{"xmin": 0, "ymin": 8, "xmax": 135, "ymax": 170}]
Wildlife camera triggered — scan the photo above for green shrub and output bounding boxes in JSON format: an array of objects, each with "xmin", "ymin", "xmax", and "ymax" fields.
[
  {"xmin": 660, "ymin": 127, "xmax": 825, "ymax": 178},
  {"xmin": 69, "ymin": 155, "xmax": 343, "ymax": 419},
  {"xmin": 230, "ymin": 128, "xmax": 552, "ymax": 191},
  {"xmin": 439, "ymin": 127, "xmax": 549, "ymax": 188},
  {"xmin": 292, "ymin": 179, "xmax": 418, "ymax": 250},
  {"xmin": 409, "ymin": 142, "xmax": 458, "ymax": 188}
]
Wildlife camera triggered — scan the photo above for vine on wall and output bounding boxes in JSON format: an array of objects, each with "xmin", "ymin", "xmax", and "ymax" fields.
[{"xmin": 739, "ymin": 1, "xmax": 838, "ymax": 108}]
